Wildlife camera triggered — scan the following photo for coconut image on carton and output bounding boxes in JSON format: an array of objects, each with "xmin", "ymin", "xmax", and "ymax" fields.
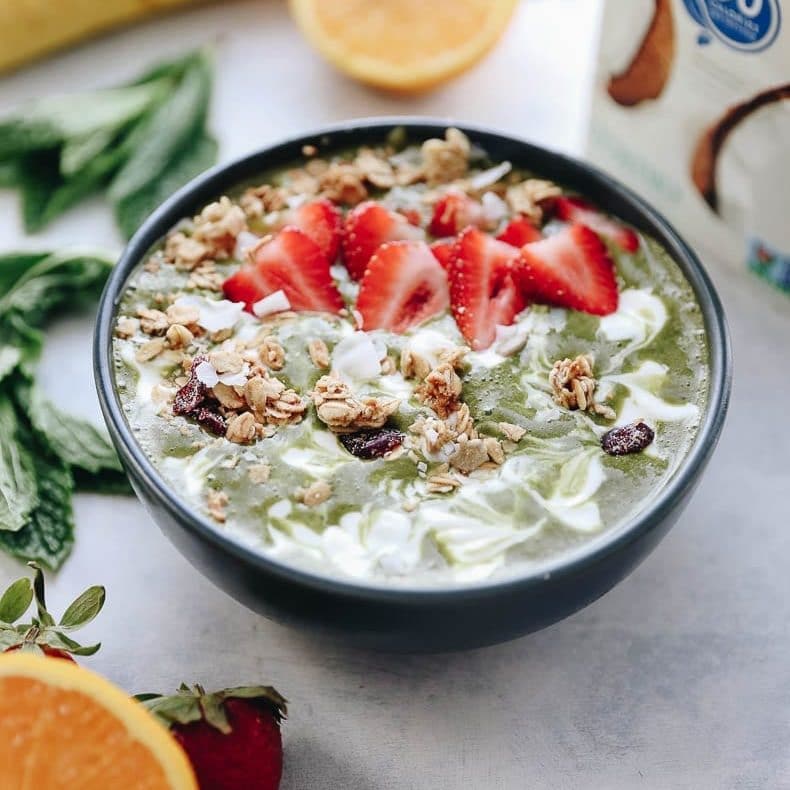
[{"xmin": 587, "ymin": 0, "xmax": 790, "ymax": 294}]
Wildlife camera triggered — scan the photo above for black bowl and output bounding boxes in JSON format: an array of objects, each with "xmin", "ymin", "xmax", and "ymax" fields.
[{"xmin": 94, "ymin": 119, "xmax": 731, "ymax": 652}]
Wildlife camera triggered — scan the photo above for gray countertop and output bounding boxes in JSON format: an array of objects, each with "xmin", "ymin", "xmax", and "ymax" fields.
[{"xmin": 0, "ymin": 1, "xmax": 787, "ymax": 787}]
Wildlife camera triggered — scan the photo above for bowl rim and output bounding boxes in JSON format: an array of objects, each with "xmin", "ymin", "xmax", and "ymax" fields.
[{"xmin": 94, "ymin": 117, "xmax": 732, "ymax": 601}]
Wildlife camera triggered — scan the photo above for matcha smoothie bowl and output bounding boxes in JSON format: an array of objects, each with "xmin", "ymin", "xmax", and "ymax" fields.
[{"xmin": 95, "ymin": 120, "xmax": 731, "ymax": 651}]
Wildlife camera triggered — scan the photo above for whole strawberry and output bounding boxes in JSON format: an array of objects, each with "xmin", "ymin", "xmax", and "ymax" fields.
[
  {"xmin": 141, "ymin": 683, "xmax": 287, "ymax": 790},
  {"xmin": 0, "ymin": 562, "xmax": 104, "ymax": 660}
]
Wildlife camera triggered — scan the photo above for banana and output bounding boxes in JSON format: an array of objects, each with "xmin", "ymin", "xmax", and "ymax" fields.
[{"xmin": 0, "ymin": 0, "xmax": 206, "ymax": 74}]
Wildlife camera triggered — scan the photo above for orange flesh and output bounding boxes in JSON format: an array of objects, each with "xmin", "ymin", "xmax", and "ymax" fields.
[
  {"xmin": 311, "ymin": 0, "xmax": 494, "ymax": 66},
  {"xmin": 0, "ymin": 675, "xmax": 172, "ymax": 789}
]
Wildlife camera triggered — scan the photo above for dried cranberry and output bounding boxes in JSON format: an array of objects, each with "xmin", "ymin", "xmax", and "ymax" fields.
[
  {"xmin": 190, "ymin": 406, "xmax": 226, "ymax": 436},
  {"xmin": 339, "ymin": 428, "xmax": 404, "ymax": 459},
  {"xmin": 601, "ymin": 421, "xmax": 655, "ymax": 456},
  {"xmin": 173, "ymin": 354, "xmax": 208, "ymax": 415}
]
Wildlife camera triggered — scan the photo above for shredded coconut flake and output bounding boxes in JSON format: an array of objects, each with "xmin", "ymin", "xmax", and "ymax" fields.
[
  {"xmin": 195, "ymin": 360, "xmax": 220, "ymax": 387},
  {"xmin": 174, "ymin": 295, "xmax": 244, "ymax": 333},
  {"xmin": 469, "ymin": 161, "xmax": 512, "ymax": 191},
  {"xmin": 331, "ymin": 332, "xmax": 381, "ymax": 384},
  {"xmin": 481, "ymin": 191, "xmax": 509, "ymax": 225},
  {"xmin": 234, "ymin": 230, "xmax": 261, "ymax": 259},
  {"xmin": 253, "ymin": 290, "xmax": 292, "ymax": 317}
]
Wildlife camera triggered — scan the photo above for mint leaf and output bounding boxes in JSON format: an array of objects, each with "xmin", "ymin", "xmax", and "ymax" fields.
[
  {"xmin": 73, "ymin": 467, "xmax": 133, "ymax": 496},
  {"xmin": 0, "ymin": 251, "xmax": 113, "ymax": 325},
  {"xmin": 26, "ymin": 385, "xmax": 122, "ymax": 475},
  {"xmin": 109, "ymin": 52, "xmax": 212, "ymax": 204},
  {"xmin": 115, "ymin": 132, "xmax": 218, "ymax": 239},
  {"xmin": 17, "ymin": 146, "xmax": 126, "ymax": 233},
  {"xmin": 0, "ymin": 252, "xmax": 50, "ymax": 295},
  {"xmin": 0, "ymin": 346, "xmax": 21, "ymax": 383},
  {"xmin": 0, "ymin": 398, "xmax": 37, "ymax": 533},
  {"xmin": 0, "ymin": 81, "xmax": 170, "ymax": 161},
  {"xmin": 0, "ymin": 49, "xmax": 215, "ymax": 235},
  {"xmin": 0, "ymin": 446, "xmax": 75, "ymax": 570}
]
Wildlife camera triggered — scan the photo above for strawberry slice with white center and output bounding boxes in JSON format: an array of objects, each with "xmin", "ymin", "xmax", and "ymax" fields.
[
  {"xmin": 496, "ymin": 216, "xmax": 542, "ymax": 247},
  {"xmin": 430, "ymin": 239, "xmax": 455, "ymax": 270},
  {"xmin": 223, "ymin": 226, "xmax": 344, "ymax": 314},
  {"xmin": 447, "ymin": 227, "xmax": 528, "ymax": 351},
  {"xmin": 342, "ymin": 201, "xmax": 425, "ymax": 280},
  {"xmin": 356, "ymin": 240, "xmax": 449, "ymax": 333},
  {"xmin": 554, "ymin": 196, "xmax": 639, "ymax": 253},
  {"xmin": 283, "ymin": 198, "xmax": 343, "ymax": 262},
  {"xmin": 519, "ymin": 224, "xmax": 619, "ymax": 315},
  {"xmin": 428, "ymin": 191, "xmax": 486, "ymax": 237}
]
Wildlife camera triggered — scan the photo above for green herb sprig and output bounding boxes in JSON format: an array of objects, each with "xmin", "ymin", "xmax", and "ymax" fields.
[
  {"xmin": 0, "ymin": 49, "xmax": 217, "ymax": 239},
  {"xmin": 0, "ymin": 250, "xmax": 131, "ymax": 570}
]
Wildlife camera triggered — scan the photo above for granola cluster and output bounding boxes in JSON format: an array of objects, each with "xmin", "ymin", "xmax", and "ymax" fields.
[
  {"xmin": 402, "ymin": 348, "xmax": 526, "ymax": 489},
  {"xmin": 311, "ymin": 374, "xmax": 400, "ymax": 434},
  {"xmin": 549, "ymin": 355, "xmax": 615, "ymax": 420},
  {"xmin": 505, "ymin": 179, "xmax": 562, "ymax": 225},
  {"xmin": 165, "ymin": 197, "xmax": 247, "ymax": 271}
]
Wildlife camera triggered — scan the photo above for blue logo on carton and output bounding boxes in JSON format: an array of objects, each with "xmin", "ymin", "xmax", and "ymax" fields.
[{"xmin": 683, "ymin": 0, "xmax": 781, "ymax": 50}]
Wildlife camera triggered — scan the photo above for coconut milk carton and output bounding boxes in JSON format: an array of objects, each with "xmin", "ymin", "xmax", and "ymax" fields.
[{"xmin": 586, "ymin": 0, "xmax": 789, "ymax": 294}]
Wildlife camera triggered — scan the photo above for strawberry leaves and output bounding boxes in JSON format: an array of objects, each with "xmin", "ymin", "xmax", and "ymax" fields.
[
  {"xmin": 141, "ymin": 684, "xmax": 288, "ymax": 733},
  {"xmin": 0, "ymin": 578, "xmax": 33, "ymax": 624},
  {"xmin": 0, "ymin": 563, "xmax": 105, "ymax": 657}
]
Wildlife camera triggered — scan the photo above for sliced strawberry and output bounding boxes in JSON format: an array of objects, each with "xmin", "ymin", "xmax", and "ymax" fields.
[
  {"xmin": 554, "ymin": 196, "xmax": 639, "ymax": 253},
  {"xmin": 356, "ymin": 241, "xmax": 449, "ymax": 334},
  {"xmin": 342, "ymin": 201, "xmax": 425, "ymax": 280},
  {"xmin": 223, "ymin": 227, "xmax": 344, "ymax": 314},
  {"xmin": 429, "ymin": 191, "xmax": 485, "ymax": 237},
  {"xmin": 447, "ymin": 227, "xmax": 528, "ymax": 351},
  {"xmin": 496, "ymin": 216, "xmax": 542, "ymax": 247},
  {"xmin": 284, "ymin": 198, "xmax": 343, "ymax": 262},
  {"xmin": 399, "ymin": 208, "xmax": 423, "ymax": 227},
  {"xmin": 430, "ymin": 239, "xmax": 455, "ymax": 270},
  {"xmin": 222, "ymin": 267, "xmax": 263, "ymax": 310},
  {"xmin": 519, "ymin": 224, "xmax": 618, "ymax": 315}
]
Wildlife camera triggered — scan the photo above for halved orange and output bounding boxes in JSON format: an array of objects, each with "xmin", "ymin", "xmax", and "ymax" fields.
[
  {"xmin": 288, "ymin": 0, "xmax": 519, "ymax": 92},
  {"xmin": 0, "ymin": 653, "xmax": 196, "ymax": 789}
]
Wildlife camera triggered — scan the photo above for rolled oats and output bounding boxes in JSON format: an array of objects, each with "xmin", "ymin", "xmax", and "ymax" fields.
[
  {"xmin": 209, "ymin": 350, "xmax": 245, "ymax": 375},
  {"xmin": 206, "ymin": 489, "xmax": 229, "ymax": 523},
  {"xmin": 416, "ymin": 362, "xmax": 463, "ymax": 418},
  {"xmin": 166, "ymin": 302, "xmax": 200, "ymax": 327},
  {"xmin": 296, "ymin": 480, "xmax": 332, "ymax": 507},
  {"xmin": 318, "ymin": 162, "xmax": 368, "ymax": 205},
  {"xmin": 115, "ymin": 316, "xmax": 140, "ymax": 339},
  {"xmin": 549, "ymin": 355, "xmax": 615, "ymax": 420},
  {"xmin": 137, "ymin": 308, "xmax": 169, "ymax": 336},
  {"xmin": 505, "ymin": 179, "xmax": 562, "ymax": 224},
  {"xmin": 307, "ymin": 338, "xmax": 330, "ymax": 369},
  {"xmin": 193, "ymin": 196, "xmax": 247, "ymax": 258},
  {"xmin": 226, "ymin": 411, "xmax": 257, "ymax": 444},
  {"xmin": 248, "ymin": 463, "xmax": 272, "ymax": 484},
  {"xmin": 498, "ymin": 422, "xmax": 527, "ymax": 442},
  {"xmin": 312, "ymin": 374, "xmax": 399, "ymax": 432},
  {"xmin": 422, "ymin": 128, "xmax": 471, "ymax": 185},
  {"xmin": 259, "ymin": 336, "xmax": 285, "ymax": 370},
  {"xmin": 135, "ymin": 338, "xmax": 166, "ymax": 362},
  {"xmin": 164, "ymin": 232, "xmax": 210, "ymax": 271},
  {"xmin": 165, "ymin": 324, "xmax": 194, "ymax": 349},
  {"xmin": 401, "ymin": 348, "xmax": 432, "ymax": 380},
  {"xmin": 484, "ymin": 436, "xmax": 505, "ymax": 465},
  {"xmin": 212, "ymin": 382, "xmax": 246, "ymax": 410},
  {"xmin": 448, "ymin": 436, "xmax": 489, "ymax": 475}
]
